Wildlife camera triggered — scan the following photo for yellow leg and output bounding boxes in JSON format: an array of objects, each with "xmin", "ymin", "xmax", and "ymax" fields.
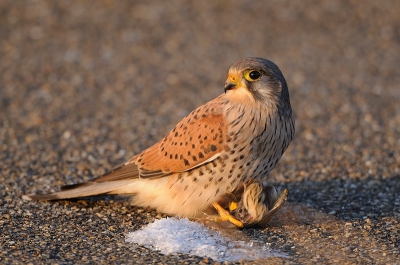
[{"xmin": 212, "ymin": 202, "xmax": 244, "ymax": 228}]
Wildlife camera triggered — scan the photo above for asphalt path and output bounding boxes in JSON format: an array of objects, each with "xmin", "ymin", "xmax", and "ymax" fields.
[{"xmin": 1, "ymin": 1, "xmax": 399, "ymax": 264}]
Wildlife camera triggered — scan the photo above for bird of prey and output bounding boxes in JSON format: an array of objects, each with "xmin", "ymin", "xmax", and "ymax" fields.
[{"xmin": 25, "ymin": 57, "xmax": 295, "ymax": 226}]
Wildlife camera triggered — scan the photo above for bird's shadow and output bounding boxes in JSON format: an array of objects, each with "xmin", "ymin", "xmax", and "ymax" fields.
[{"xmin": 274, "ymin": 174, "xmax": 399, "ymax": 221}]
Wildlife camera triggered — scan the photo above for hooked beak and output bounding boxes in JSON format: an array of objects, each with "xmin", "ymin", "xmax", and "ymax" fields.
[{"xmin": 224, "ymin": 82, "xmax": 236, "ymax": 93}]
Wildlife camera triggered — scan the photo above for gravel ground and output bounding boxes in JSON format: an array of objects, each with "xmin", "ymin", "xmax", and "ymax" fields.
[{"xmin": 1, "ymin": 0, "xmax": 399, "ymax": 264}]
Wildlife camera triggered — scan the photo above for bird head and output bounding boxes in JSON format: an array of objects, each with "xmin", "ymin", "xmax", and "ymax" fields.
[{"xmin": 224, "ymin": 57, "xmax": 291, "ymax": 114}]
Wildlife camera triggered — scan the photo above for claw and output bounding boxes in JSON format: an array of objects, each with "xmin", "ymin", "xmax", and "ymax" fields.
[
  {"xmin": 229, "ymin": 201, "xmax": 238, "ymax": 211},
  {"xmin": 212, "ymin": 202, "xmax": 244, "ymax": 228}
]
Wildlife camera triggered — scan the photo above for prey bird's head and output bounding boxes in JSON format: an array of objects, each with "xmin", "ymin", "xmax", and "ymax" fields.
[{"xmin": 224, "ymin": 57, "xmax": 292, "ymax": 116}]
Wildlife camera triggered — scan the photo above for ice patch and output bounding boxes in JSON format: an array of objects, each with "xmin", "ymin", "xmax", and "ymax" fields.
[{"xmin": 126, "ymin": 217, "xmax": 287, "ymax": 262}]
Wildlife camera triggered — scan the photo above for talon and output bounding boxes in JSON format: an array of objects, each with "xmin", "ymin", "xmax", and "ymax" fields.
[
  {"xmin": 229, "ymin": 201, "xmax": 238, "ymax": 211},
  {"xmin": 212, "ymin": 202, "xmax": 244, "ymax": 228}
]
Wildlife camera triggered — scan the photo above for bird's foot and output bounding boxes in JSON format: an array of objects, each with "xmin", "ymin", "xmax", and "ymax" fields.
[{"xmin": 212, "ymin": 202, "xmax": 244, "ymax": 228}]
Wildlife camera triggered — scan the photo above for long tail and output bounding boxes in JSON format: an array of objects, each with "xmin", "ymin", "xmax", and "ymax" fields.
[
  {"xmin": 23, "ymin": 161, "xmax": 141, "ymax": 201},
  {"xmin": 22, "ymin": 180, "xmax": 135, "ymax": 201}
]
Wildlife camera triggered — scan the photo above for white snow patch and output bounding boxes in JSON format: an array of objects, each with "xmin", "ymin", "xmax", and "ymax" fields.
[{"xmin": 126, "ymin": 217, "xmax": 287, "ymax": 262}]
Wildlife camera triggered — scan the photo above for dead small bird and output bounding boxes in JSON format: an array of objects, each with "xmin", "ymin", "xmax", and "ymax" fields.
[
  {"xmin": 211, "ymin": 182, "xmax": 288, "ymax": 228},
  {"xmin": 232, "ymin": 182, "xmax": 288, "ymax": 227}
]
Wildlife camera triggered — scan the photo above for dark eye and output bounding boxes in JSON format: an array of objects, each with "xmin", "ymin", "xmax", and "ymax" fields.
[
  {"xmin": 249, "ymin": 71, "xmax": 261, "ymax": 80},
  {"xmin": 244, "ymin": 70, "xmax": 262, "ymax": 82}
]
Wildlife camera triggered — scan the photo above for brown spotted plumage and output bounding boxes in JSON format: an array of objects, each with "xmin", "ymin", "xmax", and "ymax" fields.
[{"xmin": 24, "ymin": 57, "xmax": 295, "ymax": 218}]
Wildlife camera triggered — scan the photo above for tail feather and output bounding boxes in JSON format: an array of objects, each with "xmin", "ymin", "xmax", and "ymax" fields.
[
  {"xmin": 23, "ymin": 162, "xmax": 141, "ymax": 201},
  {"xmin": 23, "ymin": 180, "xmax": 134, "ymax": 201},
  {"xmin": 60, "ymin": 182, "xmax": 93, "ymax": 191}
]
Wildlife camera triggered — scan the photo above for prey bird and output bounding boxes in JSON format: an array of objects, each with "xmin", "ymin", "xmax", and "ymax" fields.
[
  {"xmin": 231, "ymin": 182, "xmax": 288, "ymax": 227},
  {"xmin": 24, "ymin": 57, "xmax": 295, "ymax": 227}
]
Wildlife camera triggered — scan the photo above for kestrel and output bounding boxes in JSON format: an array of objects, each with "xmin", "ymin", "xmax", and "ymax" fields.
[{"xmin": 25, "ymin": 57, "xmax": 295, "ymax": 222}]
